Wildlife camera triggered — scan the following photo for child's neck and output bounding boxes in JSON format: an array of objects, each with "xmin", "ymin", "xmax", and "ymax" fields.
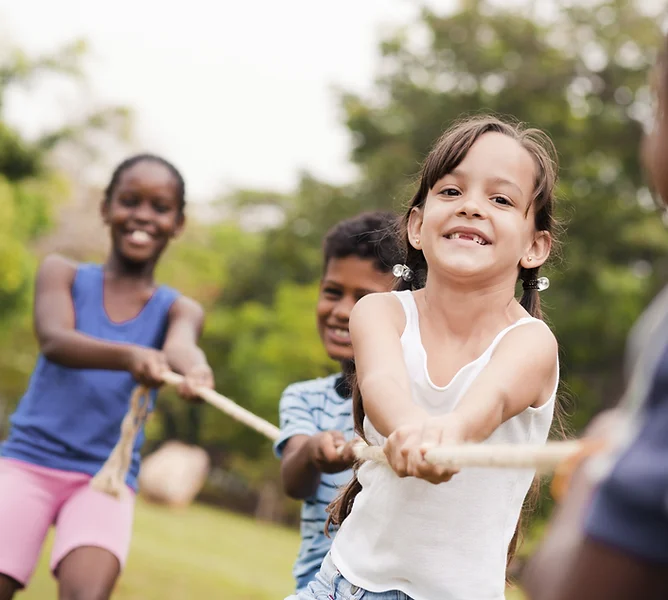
[
  {"xmin": 421, "ymin": 276, "xmax": 519, "ymax": 339},
  {"xmin": 104, "ymin": 251, "xmax": 157, "ymax": 283}
]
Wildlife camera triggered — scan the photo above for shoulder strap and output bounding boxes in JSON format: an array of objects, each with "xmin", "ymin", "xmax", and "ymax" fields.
[
  {"xmin": 390, "ymin": 290, "xmax": 418, "ymax": 331},
  {"xmin": 71, "ymin": 262, "xmax": 102, "ymax": 301},
  {"xmin": 153, "ymin": 285, "xmax": 181, "ymax": 313},
  {"xmin": 486, "ymin": 317, "xmax": 543, "ymax": 352}
]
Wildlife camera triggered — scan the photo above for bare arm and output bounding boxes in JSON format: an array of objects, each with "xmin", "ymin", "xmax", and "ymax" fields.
[
  {"xmin": 384, "ymin": 319, "xmax": 558, "ymax": 483},
  {"xmin": 162, "ymin": 296, "xmax": 214, "ymax": 399},
  {"xmin": 34, "ymin": 254, "xmax": 167, "ymax": 386},
  {"xmin": 450, "ymin": 320, "xmax": 558, "ymax": 442},
  {"xmin": 350, "ymin": 293, "xmax": 429, "ymax": 437},
  {"xmin": 35, "ymin": 254, "xmax": 140, "ymax": 372},
  {"xmin": 163, "ymin": 296, "xmax": 208, "ymax": 373}
]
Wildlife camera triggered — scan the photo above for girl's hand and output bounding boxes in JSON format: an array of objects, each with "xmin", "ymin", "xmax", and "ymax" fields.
[
  {"xmin": 126, "ymin": 346, "xmax": 169, "ymax": 388},
  {"xmin": 384, "ymin": 415, "xmax": 466, "ymax": 484},
  {"xmin": 177, "ymin": 364, "xmax": 214, "ymax": 402}
]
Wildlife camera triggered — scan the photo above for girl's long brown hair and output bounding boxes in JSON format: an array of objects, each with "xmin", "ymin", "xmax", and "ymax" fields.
[{"xmin": 326, "ymin": 115, "xmax": 565, "ymax": 569}]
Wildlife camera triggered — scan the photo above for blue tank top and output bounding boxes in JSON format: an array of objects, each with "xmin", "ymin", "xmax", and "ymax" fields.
[{"xmin": 1, "ymin": 263, "xmax": 180, "ymax": 491}]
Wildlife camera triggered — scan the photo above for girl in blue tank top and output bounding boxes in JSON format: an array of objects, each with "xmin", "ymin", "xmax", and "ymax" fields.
[{"xmin": 0, "ymin": 154, "xmax": 214, "ymax": 600}]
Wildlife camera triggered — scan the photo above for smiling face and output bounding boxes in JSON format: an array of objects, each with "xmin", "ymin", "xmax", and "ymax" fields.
[
  {"xmin": 101, "ymin": 160, "xmax": 184, "ymax": 266},
  {"xmin": 316, "ymin": 256, "xmax": 395, "ymax": 364},
  {"xmin": 408, "ymin": 132, "xmax": 551, "ymax": 285}
]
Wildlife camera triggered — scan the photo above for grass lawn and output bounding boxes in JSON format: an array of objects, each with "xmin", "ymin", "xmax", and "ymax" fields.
[
  {"xmin": 21, "ymin": 499, "xmax": 299, "ymax": 599},
  {"xmin": 20, "ymin": 499, "xmax": 527, "ymax": 599}
]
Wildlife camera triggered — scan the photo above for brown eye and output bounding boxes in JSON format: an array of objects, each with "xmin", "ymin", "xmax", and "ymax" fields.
[{"xmin": 119, "ymin": 194, "xmax": 139, "ymax": 207}]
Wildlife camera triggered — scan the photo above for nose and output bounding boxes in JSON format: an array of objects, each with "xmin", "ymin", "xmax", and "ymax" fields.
[
  {"xmin": 132, "ymin": 200, "xmax": 154, "ymax": 223},
  {"xmin": 331, "ymin": 295, "xmax": 355, "ymax": 322},
  {"xmin": 456, "ymin": 190, "xmax": 487, "ymax": 219}
]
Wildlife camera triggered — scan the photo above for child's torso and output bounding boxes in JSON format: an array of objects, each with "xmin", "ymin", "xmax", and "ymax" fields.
[
  {"xmin": 1, "ymin": 263, "xmax": 180, "ymax": 491},
  {"xmin": 331, "ymin": 289, "xmax": 558, "ymax": 600}
]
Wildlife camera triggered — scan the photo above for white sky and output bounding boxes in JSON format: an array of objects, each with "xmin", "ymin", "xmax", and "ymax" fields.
[
  {"xmin": 5, "ymin": 0, "xmax": 638, "ymax": 203},
  {"xmin": 0, "ymin": 0, "xmax": 453, "ymax": 202}
]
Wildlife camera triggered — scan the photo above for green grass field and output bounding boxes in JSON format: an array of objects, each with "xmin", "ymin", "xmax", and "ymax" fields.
[
  {"xmin": 21, "ymin": 500, "xmax": 299, "ymax": 599},
  {"xmin": 21, "ymin": 499, "xmax": 525, "ymax": 599}
]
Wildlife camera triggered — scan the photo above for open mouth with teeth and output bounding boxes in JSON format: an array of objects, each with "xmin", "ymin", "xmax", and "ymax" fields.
[
  {"xmin": 445, "ymin": 232, "xmax": 489, "ymax": 245},
  {"xmin": 127, "ymin": 230, "xmax": 153, "ymax": 244},
  {"xmin": 328, "ymin": 327, "xmax": 351, "ymax": 343}
]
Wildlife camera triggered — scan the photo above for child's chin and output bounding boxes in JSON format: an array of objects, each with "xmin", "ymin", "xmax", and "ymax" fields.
[{"xmin": 327, "ymin": 347, "xmax": 354, "ymax": 364}]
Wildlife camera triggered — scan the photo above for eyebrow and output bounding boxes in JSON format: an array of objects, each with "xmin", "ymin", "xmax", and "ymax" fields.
[
  {"xmin": 322, "ymin": 279, "xmax": 376, "ymax": 295},
  {"xmin": 489, "ymin": 176, "xmax": 524, "ymax": 197},
  {"xmin": 449, "ymin": 169, "xmax": 525, "ymax": 197}
]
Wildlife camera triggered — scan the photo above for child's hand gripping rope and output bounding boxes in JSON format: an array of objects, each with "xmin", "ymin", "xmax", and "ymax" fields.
[
  {"xmin": 93, "ymin": 371, "xmax": 593, "ymax": 499},
  {"xmin": 90, "ymin": 370, "xmax": 281, "ymax": 498},
  {"xmin": 349, "ymin": 440, "xmax": 587, "ymax": 474}
]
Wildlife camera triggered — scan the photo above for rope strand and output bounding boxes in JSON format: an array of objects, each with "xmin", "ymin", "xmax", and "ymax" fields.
[
  {"xmin": 90, "ymin": 386, "xmax": 151, "ymax": 498},
  {"xmin": 351, "ymin": 440, "xmax": 583, "ymax": 472}
]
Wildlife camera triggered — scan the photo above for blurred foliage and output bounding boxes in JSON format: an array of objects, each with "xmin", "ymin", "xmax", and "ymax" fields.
[
  {"xmin": 0, "ymin": 38, "xmax": 132, "ymax": 413},
  {"xmin": 2, "ymin": 0, "xmax": 668, "ymax": 527},
  {"xmin": 198, "ymin": 0, "xmax": 668, "ymax": 438}
]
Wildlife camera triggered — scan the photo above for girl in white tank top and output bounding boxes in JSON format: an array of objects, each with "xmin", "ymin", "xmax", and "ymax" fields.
[{"xmin": 289, "ymin": 116, "xmax": 562, "ymax": 600}]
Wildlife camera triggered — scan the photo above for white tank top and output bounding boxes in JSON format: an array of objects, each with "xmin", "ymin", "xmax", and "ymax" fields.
[{"xmin": 330, "ymin": 290, "xmax": 558, "ymax": 600}]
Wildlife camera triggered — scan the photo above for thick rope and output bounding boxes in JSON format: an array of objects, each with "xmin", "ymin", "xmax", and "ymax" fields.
[
  {"xmin": 351, "ymin": 440, "xmax": 584, "ymax": 472},
  {"xmin": 91, "ymin": 370, "xmax": 586, "ymax": 499},
  {"xmin": 160, "ymin": 371, "xmax": 281, "ymax": 441},
  {"xmin": 90, "ymin": 385, "xmax": 152, "ymax": 498}
]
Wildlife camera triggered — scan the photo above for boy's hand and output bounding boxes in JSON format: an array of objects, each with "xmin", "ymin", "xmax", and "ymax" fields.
[
  {"xmin": 176, "ymin": 364, "xmax": 215, "ymax": 403},
  {"xmin": 309, "ymin": 431, "xmax": 356, "ymax": 473},
  {"xmin": 384, "ymin": 415, "xmax": 465, "ymax": 484},
  {"xmin": 126, "ymin": 346, "xmax": 169, "ymax": 388}
]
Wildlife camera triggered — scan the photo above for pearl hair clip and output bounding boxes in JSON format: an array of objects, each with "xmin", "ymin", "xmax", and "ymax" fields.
[{"xmin": 392, "ymin": 264, "xmax": 414, "ymax": 282}]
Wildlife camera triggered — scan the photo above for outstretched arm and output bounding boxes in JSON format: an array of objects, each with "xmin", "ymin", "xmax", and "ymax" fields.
[
  {"xmin": 163, "ymin": 296, "xmax": 214, "ymax": 399},
  {"xmin": 377, "ymin": 318, "xmax": 558, "ymax": 484},
  {"xmin": 275, "ymin": 384, "xmax": 355, "ymax": 499},
  {"xmin": 349, "ymin": 293, "xmax": 430, "ymax": 438},
  {"xmin": 450, "ymin": 320, "xmax": 558, "ymax": 442},
  {"xmin": 34, "ymin": 254, "xmax": 165, "ymax": 386}
]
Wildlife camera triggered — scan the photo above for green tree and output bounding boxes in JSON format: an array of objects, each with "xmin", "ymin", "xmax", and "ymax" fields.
[
  {"xmin": 334, "ymin": 0, "xmax": 668, "ymax": 428},
  {"xmin": 0, "ymin": 38, "xmax": 132, "ymax": 418},
  {"xmin": 198, "ymin": 0, "xmax": 668, "ymax": 466}
]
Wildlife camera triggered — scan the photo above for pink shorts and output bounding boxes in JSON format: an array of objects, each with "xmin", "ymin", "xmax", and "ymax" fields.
[{"xmin": 0, "ymin": 457, "xmax": 135, "ymax": 586}]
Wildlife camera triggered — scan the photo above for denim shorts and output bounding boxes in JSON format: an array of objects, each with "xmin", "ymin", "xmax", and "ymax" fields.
[{"xmin": 287, "ymin": 552, "xmax": 411, "ymax": 600}]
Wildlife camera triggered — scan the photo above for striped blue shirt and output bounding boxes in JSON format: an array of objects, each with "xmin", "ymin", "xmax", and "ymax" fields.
[{"xmin": 274, "ymin": 373, "xmax": 354, "ymax": 592}]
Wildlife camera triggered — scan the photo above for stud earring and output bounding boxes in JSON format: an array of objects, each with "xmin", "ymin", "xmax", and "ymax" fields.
[
  {"xmin": 415, "ymin": 238, "xmax": 420, "ymax": 245},
  {"xmin": 527, "ymin": 256, "xmax": 533, "ymax": 263}
]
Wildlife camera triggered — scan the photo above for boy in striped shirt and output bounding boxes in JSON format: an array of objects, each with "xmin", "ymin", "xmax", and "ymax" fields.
[{"xmin": 274, "ymin": 211, "xmax": 402, "ymax": 593}]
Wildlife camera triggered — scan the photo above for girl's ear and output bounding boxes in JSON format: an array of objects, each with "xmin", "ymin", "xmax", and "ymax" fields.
[
  {"xmin": 407, "ymin": 207, "xmax": 424, "ymax": 251},
  {"xmin": 520, "ymin": 231, "xmax": 551, "ymax": 270},
  {"xmin": 171, "ymin": 212, "xmax": 186, "ymax": 238}
]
